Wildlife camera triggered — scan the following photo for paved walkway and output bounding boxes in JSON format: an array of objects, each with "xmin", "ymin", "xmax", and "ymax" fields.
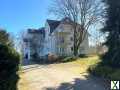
[{"xmin": 19, "ymin": 62, "xmax": 109, "ymax": 90}]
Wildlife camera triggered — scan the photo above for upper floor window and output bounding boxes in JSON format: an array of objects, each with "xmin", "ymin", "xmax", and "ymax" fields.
[
  {"xmin": 60, "ymin": 37, "xmax": 64, "ymax": 43},
  {"xmin": 70, "ymin": 37, "xmax": 73, "ymax": 41},
  {"xmin": 71, "ymin": 47, "xmax": 74, "ymax": 51}
]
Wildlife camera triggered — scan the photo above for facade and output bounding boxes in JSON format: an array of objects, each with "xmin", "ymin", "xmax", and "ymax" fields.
[
  {"xmin": 23, "ymin": 18, "xmax": 89, "ymax": 60},
  {"xmin": 44, "ymin": 18, "xmax": 89, "ymax": 56},
  {"xmin": 23, "ymin": 28, "xmax": 45, "ymax": 60}
]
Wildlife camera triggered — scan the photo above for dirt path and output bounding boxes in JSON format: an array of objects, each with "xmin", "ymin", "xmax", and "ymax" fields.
[{"xmin": 18, "ymin": 63, "xmax": 108, "ymax": 90}]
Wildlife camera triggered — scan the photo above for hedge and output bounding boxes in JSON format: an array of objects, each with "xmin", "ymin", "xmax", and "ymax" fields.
[{"xmin": 0, "ymin": 44, "xmax": 20, "ymax": 90}]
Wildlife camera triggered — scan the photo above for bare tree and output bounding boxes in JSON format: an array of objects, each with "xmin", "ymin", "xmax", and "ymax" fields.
[
  {"xmin": 15, "ymin": 30, "xmax": 26, "ymax": 53},
  {"xmin": 49, "ymin": 0, "xmax": 105, "ymax": 56}
]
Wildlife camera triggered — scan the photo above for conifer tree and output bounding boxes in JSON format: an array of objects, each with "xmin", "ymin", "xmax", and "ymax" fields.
[{"xmin": 102, "ymin": 0, "xmax": 120, "ymax": 67}]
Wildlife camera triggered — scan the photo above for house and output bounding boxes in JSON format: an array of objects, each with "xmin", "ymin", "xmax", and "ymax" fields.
[
  {"xmin": 44, "ymin": 17, "xmax": 89, "ymax": 56},
  {"xmin": 23, "ymin": 28, "xmax": 45, "ymax": 60},
  {"xmin": 23, "ymin": 17, "xmax": 89, "ymax": 60}
]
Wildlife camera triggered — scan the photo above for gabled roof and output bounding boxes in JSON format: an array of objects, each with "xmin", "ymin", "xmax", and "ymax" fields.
[
  {"xmin": 27, "ymin": 27, "xmax": 45, "ymax": 37},
  {"xmin": 61, "ymin": 17, "xmax": 73, "ymax": 24},
  {"xmin": 28, "ymin": 28, "xmax": 44, "ymax": 34},
  {"xmin": 46, "ymin": 17, "xmax": 82, "ymax": 34},
  {"xmin": 39, "ymin": 27, "xmax": 45, "ymax": 37},
  {"xmin": 46, "ymin": 20, "xmax": 60, "ymax": 33}
]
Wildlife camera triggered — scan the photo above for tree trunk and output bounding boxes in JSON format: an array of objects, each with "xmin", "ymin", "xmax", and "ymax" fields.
[
  {"xmin": 74, "ymin": 46, "xmax": 78, "ymax": 56},
  {"xmin": 73, "ymin": 24, "xmax": 78, "ymax": 56}
]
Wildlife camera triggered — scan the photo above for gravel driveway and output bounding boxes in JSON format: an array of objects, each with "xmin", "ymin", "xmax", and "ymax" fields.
[{"xmin": 19, "ymin": 63, "xmax": 109, "ymax": 90}]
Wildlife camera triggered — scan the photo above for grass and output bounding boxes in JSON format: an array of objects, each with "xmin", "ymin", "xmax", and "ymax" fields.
[
  {"xmin": 72, "ymin": 56, "xmax": 100, "ymax": 65},
  {"xmin": 87, "ymin": 57, "xmax": 120, "ymax": 80},
  {"xmin": 64, "ymin": 55, "xmax": 100, "ymax": 74},
  {"xmin": 109, "ymin": 70, "xmax": 120, "ymax": 80},
  {"xmin": 63, "ymin": 55, "xmax": 120, "ymax": 80},
  {"xmin": 89, "ymin": 64, "xmax": 120, "ymax": 80}
]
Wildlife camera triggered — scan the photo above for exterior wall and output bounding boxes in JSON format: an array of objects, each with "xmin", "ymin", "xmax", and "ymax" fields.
[
  {"xmin": 51, "ymin": 34, "xmax": 56, "ymax": 54},
  {"xmin": 78, "ymin": 34, "xmax": 89, "ymax": 55},
  {"xmin": 44, "ymin": 22, "xmax": 51, "ymax": 55},
  {"xmin": 29, "ymin": 33, "xmax": 44, "ymax": 57},
  {"xmin": 23, "ymin": 30, "xmax": 45, "ymax": 60},
  {"xmin": 53, "ymin": 23, "xmax": 74, "ymax": 56},
  {"xmin": 44, "ymin": 21, "xmax": 89, "ymax": 56}
]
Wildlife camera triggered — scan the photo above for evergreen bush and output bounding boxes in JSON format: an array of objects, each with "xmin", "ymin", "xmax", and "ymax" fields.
[{"xmin": 0, "ymin": 44, "xmax": 20, "ymax": 90}]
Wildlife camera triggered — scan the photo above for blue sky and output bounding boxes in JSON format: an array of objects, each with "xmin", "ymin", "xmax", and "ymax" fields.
[
  {"xmin": 0, "ymin": 0, "xmax": 104, "ymax": 46},
  {"xmin": 0, "ymin": 0, "xmax": 53, "ymax": 34}
]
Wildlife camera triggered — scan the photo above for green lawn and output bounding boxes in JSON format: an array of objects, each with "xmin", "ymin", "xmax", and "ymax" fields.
[
  {"xmin": 63, "ymin": 56, "xmax": 100, "ymax": 74},
  {"xmin": 84, "ymin": 56, "xmax": 120, "ymax": 80},
  {"xmin": 72, "ymin": 56, "xmax": 100, "ymax": 66},
  {"xmin": 66, "ymin": 55, "xmax": 120, "ymax": 80}
]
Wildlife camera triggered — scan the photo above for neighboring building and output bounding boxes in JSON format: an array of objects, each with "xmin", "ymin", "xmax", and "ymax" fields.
[
  {"xmin": 23, "ymin": 28, "xmax": 45, "ymax": 60},
  {"xmin": 23, "ymin": 17, "xmax": 89, "ymax": 60}
]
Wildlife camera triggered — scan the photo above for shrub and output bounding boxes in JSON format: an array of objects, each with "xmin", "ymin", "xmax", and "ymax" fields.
[
  {"xmin": 61, "ymin": 56, "xmax": 77, "ymax": 63},
  {"xmin": 89, "ymin": 64, "xmax": 120, "ymax": 80},
  {"xmin": 89, "ymin": 65, "xmax": 114, "ymax": 78},
  {"xmin": 109, "ymin": 70, "xmax": 120, "ymax": 80},
  {"xmin": 101, "ymin": 50, "xmax": 120, "ymax": 68},
  {"xmin": 0, "ymin": 44, "xmax": 20, "ymax": 90},
  {"xmin": 31, "ymin": 53, "xmax": 39, "ymax": 60},
  {"xmin": 78, "ymin": 54, "xmax": 87, "ymax": 58},
  {"xmin": 47, "ymin": 53, "xmax": 59, "ymax": 63}
]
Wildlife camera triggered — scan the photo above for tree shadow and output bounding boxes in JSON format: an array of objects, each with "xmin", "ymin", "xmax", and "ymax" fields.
[{"xmin": 44, "ymin": 75, "xmax": 109, "ymax": 90}]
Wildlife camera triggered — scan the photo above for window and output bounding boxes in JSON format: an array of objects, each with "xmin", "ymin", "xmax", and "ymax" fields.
[
  {"xmin": 71, "ymin": 47, "xmax": 73, "ymax": 51},
  {"xmin": 60, "ymin": 37, "xmax": 64, "ymax": 43},
  {"xmin": 25, "ymin": 54, "xmax": 28, "ymax": 59},
  {"xmin": 70, "ymin": 37, "xmax": 73, "ymax": 41},
  {"xmin": 80, "ymin": 47, "xmax": 84, "ymax": 51},
  {"xmin": 62, "ymin": 48, "xmax": 65, "ymax": 52},
  {"xmin": 61, "ymin": 48, "xmax": 65, "ymax": 55},
  {"xmin": 59, "ymin": 47, "xmax": 65, "ymax": 54}
]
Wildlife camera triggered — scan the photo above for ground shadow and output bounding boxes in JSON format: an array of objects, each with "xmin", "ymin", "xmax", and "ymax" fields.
[{"xmin": 44, "ymin": 75, "xmax": 109, "ymax": 90}]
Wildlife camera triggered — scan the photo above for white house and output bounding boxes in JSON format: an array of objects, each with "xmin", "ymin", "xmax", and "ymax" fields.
[
  {"xmin": 23, "ymin": 17, "xmax": 89, "ymax": 60},
  {"xmin": 44, "ymin": 17, "xmax": 89, "ymax": 56},
  {"xmin": 23, "ymin": 28, "xmax": 45, "ymax": 60}
]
